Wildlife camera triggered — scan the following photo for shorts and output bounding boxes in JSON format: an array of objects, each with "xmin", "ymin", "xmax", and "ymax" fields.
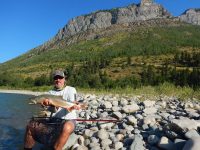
[{"xmin": 27, "ymin": 117, "xmax": 76, "ymax": 147}]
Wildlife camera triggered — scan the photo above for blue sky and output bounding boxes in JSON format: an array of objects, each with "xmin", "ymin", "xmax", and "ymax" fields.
[{"xmin": 0, "ymin": 0, "xmax": 200, "ymax": 63}]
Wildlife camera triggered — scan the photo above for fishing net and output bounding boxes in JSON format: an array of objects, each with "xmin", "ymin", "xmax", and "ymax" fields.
[{"xmin": 28, "ymin": 117, "xmax": 66, "ymax": 146}]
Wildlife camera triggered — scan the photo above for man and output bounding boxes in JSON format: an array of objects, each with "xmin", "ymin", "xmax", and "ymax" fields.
[{"xmin": 24, "ymin": 70, "xmax": 80, "ymax": 150}]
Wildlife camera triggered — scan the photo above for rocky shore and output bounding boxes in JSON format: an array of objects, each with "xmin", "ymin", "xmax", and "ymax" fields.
[
  {"xmin": 65, "ymin": 94, "xmax": 200, "ymax": 150},
  {"xmin": 2, "ymin": 90, "xmax": 199, "ymax": 150}
]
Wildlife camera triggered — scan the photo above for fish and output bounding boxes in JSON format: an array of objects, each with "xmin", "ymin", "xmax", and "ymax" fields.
[{"xmin": 29, "ymin": 94, "xmax": 87, "ymax": 112}]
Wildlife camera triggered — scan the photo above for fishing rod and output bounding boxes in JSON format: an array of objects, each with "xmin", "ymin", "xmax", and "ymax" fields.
[
  {"xmin": 75, "ymin": 119, "xmax": 121, "ymax": 122},
  {"xmin": 31, "ymin": 116, "xmax": 121, "ymax": 123}
]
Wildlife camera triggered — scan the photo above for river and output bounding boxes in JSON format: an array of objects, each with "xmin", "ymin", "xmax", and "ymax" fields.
[{"xmin": 0, "ymin": 93, "xmax": 40, "ymax": 150}]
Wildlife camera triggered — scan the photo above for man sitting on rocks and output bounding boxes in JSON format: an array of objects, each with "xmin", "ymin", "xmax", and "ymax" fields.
[{"xmin": 24, "ymin": 70, "xmax": 80, "ymax": 150}]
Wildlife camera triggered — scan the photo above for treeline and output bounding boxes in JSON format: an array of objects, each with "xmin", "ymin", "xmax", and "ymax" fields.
[
  {"xmin": 0, "ymin": 73, "xmax": 51, "ymax": 88},
  {"xmin": 141, "ymin": 65, "xmax": 200, "ymax": 89},
  {"xmin": 0, "ymin": 64, "xmax": 199, "ymax": 90},
  {"xmin": 0, "ymin": 51, "xmax": 199, "ymax": 90},
  {"xmin": 64, "ymin": 62, "xmax": 200, "ymax": 89},
  {"xmin": 174, "ymin": 51, "xmax": 200, "ymax": 67},
  {"xmin": 62, "ymin": 51, "xmax": 200, "ymax": 89}
]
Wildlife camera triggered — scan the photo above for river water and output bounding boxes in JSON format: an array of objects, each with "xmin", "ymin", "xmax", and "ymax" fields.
[{"xmin": 0, "ymin": 93, "xmax": 40, "ymax": 150}]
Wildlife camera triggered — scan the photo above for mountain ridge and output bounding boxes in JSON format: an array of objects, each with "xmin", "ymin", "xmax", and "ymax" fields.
[
  {"xmin": 30, "ymin": 0, "xmax": 199, "ymax": 54},
  {"xmin": 35, "ymin": 0, "xmax": 171, "ymax": 52}
]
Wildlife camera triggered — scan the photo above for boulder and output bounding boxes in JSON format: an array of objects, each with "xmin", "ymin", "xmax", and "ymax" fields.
[
  {"xmin": 171, "ymin": 117, "xmax": 200, "ymax": 132},
  {"xmin": 183, "ymin": 137, "xmax": 200, "ymax": 150},
  {"xmin": 130, "ymin": 135, "xmax": 145, "ymax": 150}
]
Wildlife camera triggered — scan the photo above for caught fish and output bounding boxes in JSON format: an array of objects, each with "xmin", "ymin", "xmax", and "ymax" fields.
[{"xmin": 29, "ymin": 94, "xmax": 87, "ymax": 112}]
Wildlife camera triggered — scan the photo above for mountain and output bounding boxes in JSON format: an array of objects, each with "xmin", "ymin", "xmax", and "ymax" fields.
[
  {"xmin": 32, "ymin": 0, "xmax": 200, "ymax": 53},
  {"xmin": 180, "ymin": 9, "xmax": 200, "ymax": 25},
  {"xmin": 0, "ymin": 0, "xmax": 199, "ymax": 89},
  {"xmin": 34, "ymin": 0, "xmax": 172, "ymax": 52}
]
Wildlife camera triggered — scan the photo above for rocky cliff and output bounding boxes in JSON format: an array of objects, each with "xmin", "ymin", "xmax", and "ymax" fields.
[
  {"xmin": 56, "ymin": 2, "xmax": 170, "ymax": 40},
  {"xmin": 34, "ymin": 0, "xmax": 199, "ymax": 52},
  {"xmin": 180, "ymin": 9, "xmax": 200, "ymax": 25},
  {"xmin": 35, "ymin": 0, "xmax": 172, "ymax": 51}
]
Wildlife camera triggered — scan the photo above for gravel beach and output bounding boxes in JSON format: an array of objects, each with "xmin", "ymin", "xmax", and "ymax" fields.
[
  {"xmin": 0, "ymin": 89, "xmax": 44, "ymax": 96},
  {"xmin": 1, "ymin": 89, "xmax": 199, "ymax": 150},
  {"xmin": 64, "ymin": 93, "xmax": 200, "ymax": 150}
]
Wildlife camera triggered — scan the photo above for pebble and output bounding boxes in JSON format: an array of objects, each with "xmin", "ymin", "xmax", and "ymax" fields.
[{"xmin": 59, "ymin": 93, "xmax": 200, "ymax": 150}]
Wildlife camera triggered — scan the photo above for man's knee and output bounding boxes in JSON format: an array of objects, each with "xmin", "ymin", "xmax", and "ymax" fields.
[
  {"xmin": 62, "ymin": 121, "xmax": 75, "ymax": 134},
  {"xmin": 25, "ymin": 125, "xmax": 32, "ymax": 135},
  {"xmin": 24, "ymin": 125, "xmax": 35, "ymax": 149}
]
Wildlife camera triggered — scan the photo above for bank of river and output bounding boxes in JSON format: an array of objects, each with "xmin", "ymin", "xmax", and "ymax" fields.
[
  {"xmin": 0, "ymin": 90, "xmax": 199, "ymax": 150},
  {"xmin": 0, "ymin": 89, "xmax": 44, "ymax": 96}
]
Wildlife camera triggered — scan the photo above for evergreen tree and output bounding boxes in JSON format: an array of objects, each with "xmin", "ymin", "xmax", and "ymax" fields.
[
  {"xmin": 34, "ymin": 74, "xmax": 49, "ymax": 86},
  {"xmin": 127, "ymin": 56, "xmax": 131, "ymax": 65}
]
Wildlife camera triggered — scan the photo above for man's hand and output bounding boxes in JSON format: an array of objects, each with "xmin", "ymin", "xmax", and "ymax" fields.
[
  {"xmin": 68, "ymin": 105, "xmax": 81, "ymax": 111},
  {"xmin": 73, "ymin": 105, "xmax": 81, "ymax": 110},
  {"xmin": 41, "ymin": 98, "xmax": 53, "ymax": 106}
]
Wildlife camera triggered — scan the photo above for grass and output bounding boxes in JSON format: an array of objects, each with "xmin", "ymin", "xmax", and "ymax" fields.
[
  {"xmin": 0, "ymin": 83, "xmax": 199, "ymax": 101},
  {"xmin": 77, "ymin": 82, "xmax": 200, "ymax": 101}
]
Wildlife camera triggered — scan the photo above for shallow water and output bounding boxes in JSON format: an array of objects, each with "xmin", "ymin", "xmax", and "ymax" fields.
[{"xmin": 0, "ymin": 93, "xmax": 40, "ymax": 150}]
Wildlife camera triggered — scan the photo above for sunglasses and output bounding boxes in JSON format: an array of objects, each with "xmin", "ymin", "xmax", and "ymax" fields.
[{"xmin": 53, "ymin": 76, "xmax": 64, "ymax": 80}]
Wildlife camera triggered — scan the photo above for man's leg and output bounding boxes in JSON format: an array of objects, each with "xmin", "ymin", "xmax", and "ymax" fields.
[
  {"xmin": 24, "ymin": 125, "xmax": 35, "ymax": 149},
  {"xmin": 53, "ymin": 121, "xmax": 75, "ymax": 150}
]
